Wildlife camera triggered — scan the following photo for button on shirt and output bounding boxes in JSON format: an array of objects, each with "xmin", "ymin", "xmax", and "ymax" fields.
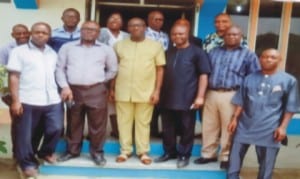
[
  {"xmin": 145, "ymin": 27, "xmax": 169, "ymax": 51},
  {"xmin": 208, "ymin": 46, "xmax": 260, "ymax": 89},
  {"xmin": 6, "ymin": 42, "xmax": 61, "ymax": 106},
  {"xmin": 232, "ymin": 71, "xmax": 300, "ymax": 148},
  {"xmin": 48, "ymin": 27, "xmax": 81, "ymax": 52},
  {"xmin": 56, "ymin": 40, "xmax": 118, "ymax": 88},
  {"xmin": 114, "ymin": 38, "xmax": 166, "ymax": 103}
]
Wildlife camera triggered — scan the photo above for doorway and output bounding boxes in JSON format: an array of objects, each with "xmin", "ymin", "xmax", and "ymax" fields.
[{"xmin": 96, "ymin": 4, "xmax": 195, "ymax": 35}]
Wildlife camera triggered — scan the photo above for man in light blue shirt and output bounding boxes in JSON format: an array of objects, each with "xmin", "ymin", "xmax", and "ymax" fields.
[
  {"xmin": 48, "ymin": 8, "xmax": 81, "ymax": 52},
  {"xmin": 0, "ymin": 24, "xmax": 30, "ymax": 65},
  {"xmin": 227, "ymin": 48, "xmax": 300, "ymax": 179}
]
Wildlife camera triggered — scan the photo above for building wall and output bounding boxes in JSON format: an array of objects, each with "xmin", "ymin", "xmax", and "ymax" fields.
[{"xmin": 0, "ymin": 0, "xmax": 86, "ymax": 47}]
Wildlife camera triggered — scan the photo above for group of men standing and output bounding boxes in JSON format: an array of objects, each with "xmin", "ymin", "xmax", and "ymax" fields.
[{"xmin": 0, "ymin": 8, "xmax": 299, "ymax": 179}]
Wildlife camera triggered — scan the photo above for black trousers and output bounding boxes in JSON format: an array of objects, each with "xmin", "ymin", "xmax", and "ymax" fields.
[
  {"xmin": 161, "ymin": 109, "xmax": 196, "ymax": 158},
  {"xmin": 68, "ymin": 83, "xmax": 108, "ymax": 156}
]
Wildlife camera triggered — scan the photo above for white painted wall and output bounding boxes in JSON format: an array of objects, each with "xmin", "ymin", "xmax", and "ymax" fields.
[{"xmin": 0, "ymin": 0, "xmax": 86, "ymax": 46}]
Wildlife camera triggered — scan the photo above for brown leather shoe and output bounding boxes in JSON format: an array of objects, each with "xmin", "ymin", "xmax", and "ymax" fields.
[
  {"xmin": 23, "ymin": 167, "xmax": 38, "ymax": 177},
  {"xmin": 139, "ymin": 153, "xmax": 152, "ymax": 165},
  {"xmin": 43, "ymin": 154, "xmax": 57, "ymax": 164},
  {"xmin": 116, "ymin": 154, "xmax": 131, "ymax": 163}
]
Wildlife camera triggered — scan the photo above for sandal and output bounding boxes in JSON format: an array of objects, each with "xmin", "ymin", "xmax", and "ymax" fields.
[
  {"xmin": 139, "ymin": 153, "xmax": 152, "ymax": 165},
  {"xmin": 116, "ymin": 153, "xmax": 130, "ymax": 163}
]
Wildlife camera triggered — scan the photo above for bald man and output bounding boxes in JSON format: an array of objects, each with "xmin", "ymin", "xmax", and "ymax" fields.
[
  {"xmin": 227, "ymin": 49, "xmax": 299, "ymax": 179},
  {"xmin": 155, "ymin": 22, "xmax": 210, "ymax": 168},
  {"xmin": 56, "ymin": 21, "xmax": 118, "ymax": 166},
  {"xmin": 172, "ymin": 18, "xmax": 202, "ymax": 48}
]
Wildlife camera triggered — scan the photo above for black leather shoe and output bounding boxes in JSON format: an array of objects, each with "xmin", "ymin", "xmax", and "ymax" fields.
[
  {"xmin": 194, "ymin": 157, "xmax": 218, "ymax": 164},
  {"xmin": 57, "ymin": 153, "xmax": 79, "ymax": 162},
  {"xmin": 220, "ymin": 161, "xmax": 229, "ymax": 170},
  {"xmin": 92, "ymin": 153, "xmax": 106, "ymax": 166},
  {"xmin": 154, "ymin": 153, "xmax": 177, "ymax": 163},
  {"xmin": 177, "ymin": 156, "xmax": 189, "ymax": 168}
]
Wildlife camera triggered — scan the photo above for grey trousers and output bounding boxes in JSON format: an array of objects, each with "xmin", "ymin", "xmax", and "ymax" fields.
[{"xmin": 227, "ymin": 141, "xmax": 279, "ymax": 179}]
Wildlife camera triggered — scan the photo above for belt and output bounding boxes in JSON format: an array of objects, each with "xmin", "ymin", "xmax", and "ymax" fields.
[
  {"xmin": 70, "ymin": 82, "xmax": 102, "ymax": 89},
  {"xmin": 210, "ymin": 87, "xmax": 239, "ymax": 92}
]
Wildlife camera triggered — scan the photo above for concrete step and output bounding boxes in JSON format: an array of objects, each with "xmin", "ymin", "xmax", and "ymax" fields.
[
  {"xmin": 39, "ymin": 154, "xmax": 226, "ymax": 179},
  {"xmin": 38, "ymin": 139, "xmax": 226, "ymax": 179}
]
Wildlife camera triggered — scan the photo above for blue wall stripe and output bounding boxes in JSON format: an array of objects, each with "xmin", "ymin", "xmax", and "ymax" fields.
[
  {"xmin": 13, "ymin": 0, "xmax": 38, "ymax": 9},
  {"xmin": 287, "ymin": 118, "xmax": 300, "ymax": 135},
  {"xmin": 55, "ymin": 139, "xmax": 202, "ymax": 156},
  {"xmin": 39, "ymin": 166, "xmax": 226, "ymax": 179},
  {"xmin": 197, "ymin": 0, "xmax": 228, "ymax": 40}
]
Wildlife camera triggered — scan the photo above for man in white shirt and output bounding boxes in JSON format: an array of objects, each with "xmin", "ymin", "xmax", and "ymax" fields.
[{"xmin": 7, "ymin": 22, "xmax": 63, "ymax": 178}]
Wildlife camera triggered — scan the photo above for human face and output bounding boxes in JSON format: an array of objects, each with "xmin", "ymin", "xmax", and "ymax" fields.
[
  {"xmin": 12, "ymin": 26, "xmax": 30, "ymax": 45},
  {"xmin": 107, "ymin": 13, "xmax": 123, "ymax": 31},
  {"xmin": 128, "ymin": 18, "xmax": 146, "ymax": 41},
  {"xmin": 80, "ymin": 22, "xmax": 100, "ymax": 43},
  {"xmin": 215, "ymin": 14, "xmax": 232, "ymax": 36},
  {"xmin": 148, "ymin": 12, "xmax": 164, "ymax": 32},
  {"xmin": 62, "ymin": 10, "xmax": 80, "ymax": 29},
  {"xmin": 260, "ymin": 49, "xmax": 281, "ymax": 74},
  {"xmin": 171, "ymin": 25, "xmax": 189, "ymax": 48},
  {"xmin": 223, "ymin": 26, "xmax": 242, "ymax": 49},
  {"xmin": 31, "ymin": 24, "xmax": 51, "ymax": 48}
]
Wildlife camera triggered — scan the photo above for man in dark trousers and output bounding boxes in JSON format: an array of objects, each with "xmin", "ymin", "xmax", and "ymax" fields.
[{"xmin": 155, "ymin": 21, "xmax": 210, "ymax": 168}]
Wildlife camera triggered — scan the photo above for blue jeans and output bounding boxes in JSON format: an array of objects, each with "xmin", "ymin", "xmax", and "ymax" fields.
[
  {"xmin": 228, "ymin": 141, "xmax": 279, "ymax": 179},
  {"xmin": 14, "ymin": 103, "xmax": 63, "ymax": 170}
]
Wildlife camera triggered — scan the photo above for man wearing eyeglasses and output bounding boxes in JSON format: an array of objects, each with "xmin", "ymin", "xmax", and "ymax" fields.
[{"xmin": 55, "ymin": 21, "xmax": 118, "ymax": 166}]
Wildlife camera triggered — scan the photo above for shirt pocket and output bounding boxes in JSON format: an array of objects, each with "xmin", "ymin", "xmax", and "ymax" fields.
[
  {"xmin": 268, "ymin": 91, "xmax": 284, "ymax": 107},
  {"xmin": 229, "ymin": 61, "xmax": 246, "ymax": 77}
]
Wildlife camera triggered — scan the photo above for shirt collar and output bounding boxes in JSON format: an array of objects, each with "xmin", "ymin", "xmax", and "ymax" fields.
[
  {"xmin": 57, "ymin": 26, "xmax": 80, "ymax": 34},
  {"xmin": 74, "ymin": 39, "xmax": 102, "ymax": 46},
  {"xmin": 147, "ymin": 27, "xmax": 161, "ymax": 34},
  {"xmin": 28, "ymin": 41, "xmax": 52, "ymax": 52},
  {"xmin": 221, "ymin": 44, "xmax": 244, "ymax": 50}
]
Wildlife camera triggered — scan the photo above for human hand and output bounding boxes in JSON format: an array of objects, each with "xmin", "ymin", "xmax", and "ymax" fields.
[
  {"xmin": 190, "ymin": 97, "xmax": 204, "ymax": 109},
  {"xmin": 61, "ymin": 87, "xmax": 73, "ymax": 101},
  {"xmin": 10, "ymin": 101, "xmax": 23, "ymax": 117},
  {"xmin": 274, "ymin": 127, "xmax": 287, "ymax": 142}
]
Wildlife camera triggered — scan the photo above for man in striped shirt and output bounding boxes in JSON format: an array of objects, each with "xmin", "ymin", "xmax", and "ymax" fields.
[{"xmin": 194, "ymin": 25, "xmax": 260, "ymax": 169}]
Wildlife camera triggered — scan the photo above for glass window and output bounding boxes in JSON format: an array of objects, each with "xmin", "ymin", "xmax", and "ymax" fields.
[
  {"xmin": 255, "ymin": 1, "xmax": 283, "ymax": 56},
  {"xmin": 226, "ymin": 0, "xmax": 250, "ymax": 39},
  {"xmin": 286, "ymin": 3, "xmax": 300, "ymax": 88}
]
